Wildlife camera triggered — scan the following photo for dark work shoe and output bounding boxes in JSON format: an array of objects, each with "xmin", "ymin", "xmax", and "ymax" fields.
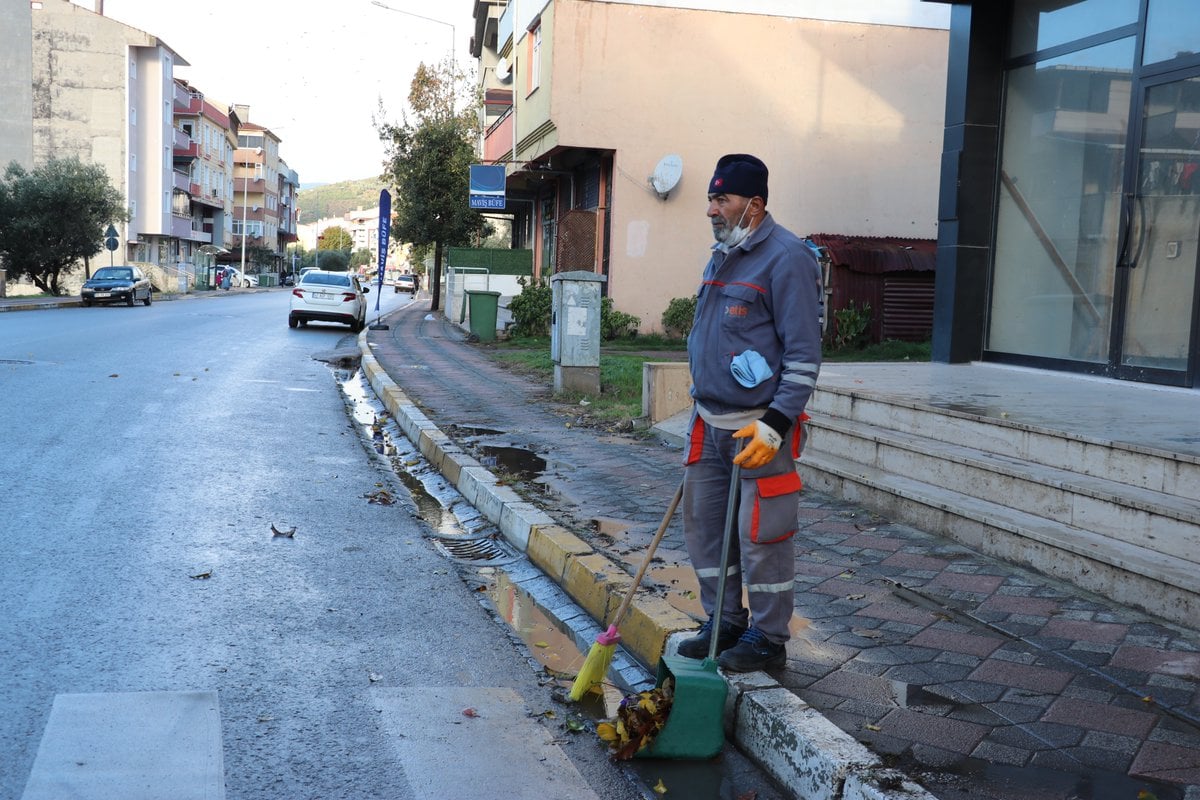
[
  {"xmin": 717, "ymin": 627, "xmax": 787, "ymax": 672},
  {"xmin": 676, "ymin": 618, "xmax": 747, "ymax": 659}
]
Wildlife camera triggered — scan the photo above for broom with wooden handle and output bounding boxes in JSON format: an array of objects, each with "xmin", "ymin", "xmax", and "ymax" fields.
[{"xmin": 569, "ymin": 481, "xmax": 685, "ymax": 702}]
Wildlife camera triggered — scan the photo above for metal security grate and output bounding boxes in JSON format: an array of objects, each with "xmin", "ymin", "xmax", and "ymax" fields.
[{"xmin": 432, "ymin": 535, "xmax": 519, "ymax": 566}]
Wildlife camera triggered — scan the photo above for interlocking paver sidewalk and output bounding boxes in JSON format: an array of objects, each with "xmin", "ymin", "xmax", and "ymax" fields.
[{"xmin": 365, "ymin": 301, "xmax": 1200, "ymax": 800}]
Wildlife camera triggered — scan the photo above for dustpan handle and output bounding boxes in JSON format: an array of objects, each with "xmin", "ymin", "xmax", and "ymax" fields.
[
  {"xmin": 610, "ymin": 481, "xmax": 684, "ymax": 627},
  {"xmin": 708, "ymin": 460, "xmax": 741, "ymax": 663}
]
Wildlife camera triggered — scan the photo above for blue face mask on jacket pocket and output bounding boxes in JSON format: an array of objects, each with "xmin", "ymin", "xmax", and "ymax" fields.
[{"xmin": 730, "ymin": 349, "xmax": 773, "ymax": 388}]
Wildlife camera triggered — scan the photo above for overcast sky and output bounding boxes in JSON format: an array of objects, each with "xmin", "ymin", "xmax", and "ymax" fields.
[{"xmin": 86, "ymin": 1, "xmax": 950, "ymax": 186}]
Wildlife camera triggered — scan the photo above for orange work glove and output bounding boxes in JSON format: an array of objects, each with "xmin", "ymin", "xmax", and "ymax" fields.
[{"xmin": 732, "ymin": 420, "xmax": 783, "ymax": 469}]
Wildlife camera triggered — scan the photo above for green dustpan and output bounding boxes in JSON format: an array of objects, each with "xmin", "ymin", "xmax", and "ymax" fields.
[
  {"xmin": 637, "ymin": 461, "xmax": 742, "ymax": 760},
  {"xmin": 635, "ymin": 655, "xmax": 727, "ymax": 759}
]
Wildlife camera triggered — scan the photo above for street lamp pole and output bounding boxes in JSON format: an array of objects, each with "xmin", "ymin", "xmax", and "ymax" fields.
[
  {"xmin": 238, "ymin": 146, "xmax": 262, "ymax": 287},
  {"xmin": 239, "ymin": 165, "xmax": 249, "ymax": 287}
]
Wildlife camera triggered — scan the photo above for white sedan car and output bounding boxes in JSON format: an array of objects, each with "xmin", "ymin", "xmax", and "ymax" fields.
[
  {"xmin": 219, "ymin": 267, "xmax": 258, "ymax": 288},
  {"xmin": 288, "ymin": 270, "xmax": 369, "ymax": 332}
]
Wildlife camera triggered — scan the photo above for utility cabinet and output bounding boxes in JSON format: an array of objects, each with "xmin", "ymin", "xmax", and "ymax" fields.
[{"xmin": 550, "ymin": 271, "xmax": 606, "ymax": 394}]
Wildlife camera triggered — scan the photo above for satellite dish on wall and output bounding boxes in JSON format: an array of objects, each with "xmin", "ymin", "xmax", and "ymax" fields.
[
  {"xmin": 495, "ymin": 57, "xmax": 512, "ymax": 83},
  {"xmin": 649, "ymin": 154, "xmax": 682, "ymax": 200}
]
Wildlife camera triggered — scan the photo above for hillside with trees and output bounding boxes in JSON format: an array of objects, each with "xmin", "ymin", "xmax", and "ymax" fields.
[{"xmin": 297, "ymin": 178, "xmax": 391, "ymax": 224}]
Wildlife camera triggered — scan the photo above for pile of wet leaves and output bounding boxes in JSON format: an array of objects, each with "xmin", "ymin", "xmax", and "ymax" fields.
[{"xmin": 596, "ymin": 678, "xmax": 674, "ymax": 760}]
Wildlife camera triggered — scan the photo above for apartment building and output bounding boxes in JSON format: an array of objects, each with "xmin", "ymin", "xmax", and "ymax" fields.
[
  {"xmin": 1, "ymin": 0, "xmax": 297, "ymax": 288},
  {"xmin": 172, "ymin": 79, "xmax": 237, "ymax": 264},
  {"xmin": 471, "ymin": 0, "xmax": 949, "ymax": 332},
  {"xmin": 228, "ymin": 107, "xmax": 298, "ymax": 272},
  {"xmin": 18, "ymin": 0, "xmax": 187, "ymax": 276}
]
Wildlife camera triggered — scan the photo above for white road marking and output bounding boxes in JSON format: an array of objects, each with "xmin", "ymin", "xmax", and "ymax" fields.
[
  {"xmin": 372, "ymin": 686, "xmax": 601, "ymax": 800},
  {"xmin": 22, "ymin": 691, "xmax": 224, "ymax": 800}
]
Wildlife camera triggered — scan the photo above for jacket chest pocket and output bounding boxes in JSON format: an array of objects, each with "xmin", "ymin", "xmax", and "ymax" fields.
[{"xmin": 719, "ymin": 284, "xmax": 764, "ymax": 330}]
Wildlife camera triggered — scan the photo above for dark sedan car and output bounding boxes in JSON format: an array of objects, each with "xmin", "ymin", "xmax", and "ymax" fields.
[{"xmin": 81, "ymin": 266, "xmax": 153, "ymax": 307}]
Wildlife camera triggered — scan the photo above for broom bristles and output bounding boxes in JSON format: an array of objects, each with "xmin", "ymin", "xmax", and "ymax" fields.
[{"xmin": 568, "ymin": 625, "xmax": 621, "ymax": 701}]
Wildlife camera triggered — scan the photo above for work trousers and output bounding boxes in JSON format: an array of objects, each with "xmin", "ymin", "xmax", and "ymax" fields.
[{"xmin": 681, "ymin": 415, "xmax": 802, "ymax": 645}]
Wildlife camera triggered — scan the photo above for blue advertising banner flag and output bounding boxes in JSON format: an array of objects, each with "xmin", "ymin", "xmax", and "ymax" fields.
[
  {"xmin": 469, "ymin": 164, "xmax": 506, "ymax": 209},
  {"xmin": 376, "ymin": 189, "xmax": 391, "ymax": 312}
]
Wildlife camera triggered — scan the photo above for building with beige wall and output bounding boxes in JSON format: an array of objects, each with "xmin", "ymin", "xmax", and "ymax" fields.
[
  {"xmin": 24, "ymin": 0, "xmax": 187, "ymax": 273},
  {"xmin": 0, "ymin": 0, "xmax": 34, "ymax": 171},
  {"xmin": 1, "ymin": 0, "xmax": 297, "ymax": 290},
  {"xmin": 473, "ymin": 0, "xmax": 948, "ymax": 331}
]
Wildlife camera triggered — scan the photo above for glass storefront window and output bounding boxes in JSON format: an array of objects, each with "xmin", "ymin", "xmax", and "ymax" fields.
[
  {"xmin": 1143, "ymin": 0, "xmax": 1200, "ymax": 65},
  {"xmin": 1010, "ymin": 0, "xmax": 1138, "ymax": 57},
  {"xmin": 1119, "ymin": 77, "xmax": 1200, "ymax": 372},
  {"xmin": 989, "ymin": 37, "xmax": 1136, "ymax": 361}
]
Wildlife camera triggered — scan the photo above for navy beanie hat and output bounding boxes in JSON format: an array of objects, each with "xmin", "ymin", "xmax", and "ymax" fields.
[{"xmin": 708, "ymin": 153, "xmax": 768, "ymax": 204}]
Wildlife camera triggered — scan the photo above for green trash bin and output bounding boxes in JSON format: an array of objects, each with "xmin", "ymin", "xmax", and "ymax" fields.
[{"xmin": 465, "ymin": 290, "xmax": 500, "ymax": 342}]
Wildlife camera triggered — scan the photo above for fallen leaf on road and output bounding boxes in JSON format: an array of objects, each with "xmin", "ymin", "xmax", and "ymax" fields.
[
  {"xmin": 846, "ymin": 594, "xmax": 866, "ymax": 601},
  {"xmin": 852, "ymin": 628, "xmax": 884, "ymax": 639},
  {"xmin": 368, "ymin": 672, "xmax": 383, "ymax": 683},
  {"xmin": 108, "ymin": 373, "xmax": 119, "ymax": 378},
  {"xmin": 271, "ymin": 524, "xmax": 296, "ymax": 538},
  {"xmin": 189, "ymin": 571, "xmax": 212, "ymax": 580},
  {"xmin": 865, "ymin": 723, "xmax": 882, "ymax": 731},
  {"xmin": 462, "ymin": 707, "xmax": 479, "ymax": 718},
  {"xmin": 364, "ymin": 488, "xmax": 395, "ymax": 505},
  {"xmin": 653, "ymin": 778, "xmax": 667, "ymax": 795}
]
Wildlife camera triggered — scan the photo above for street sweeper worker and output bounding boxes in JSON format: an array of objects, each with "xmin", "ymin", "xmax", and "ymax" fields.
[{"xmin": 678, "ymin": 153, "xmax": 823, "ymax": 672}]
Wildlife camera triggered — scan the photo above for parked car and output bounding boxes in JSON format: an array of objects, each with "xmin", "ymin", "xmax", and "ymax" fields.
[
  {"xmin": 393, "ymin": 274, "xmax": 417, "ymax": 294},
  {"xmin": 81, "ymin": 266, "xmax": 152, "ymax": 307},
  {"xmin": 222, "ymin": 267, "xmax": 258, "ymax": 288},
  {"xmin": 288, "ymin": 270, "xmax": 369, "ymax": 331}
]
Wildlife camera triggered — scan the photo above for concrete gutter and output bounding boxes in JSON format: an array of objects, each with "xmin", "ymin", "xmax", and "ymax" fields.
[{"xmin": 359, "ymin": 334, "xmax": 936, "ymax": 800}]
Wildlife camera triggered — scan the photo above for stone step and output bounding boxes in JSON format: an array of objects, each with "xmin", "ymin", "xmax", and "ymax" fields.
[
  {"xmin": 797, "ymin": 449, "xmax": 1200, "ymax": 628},
  {"xmin": 808, "ymin": 413, "xmax": 1200, "ymax": 561},
  {"xmin": 807, "ymin": 387, "xmax": 1199, "ymax": 498}
]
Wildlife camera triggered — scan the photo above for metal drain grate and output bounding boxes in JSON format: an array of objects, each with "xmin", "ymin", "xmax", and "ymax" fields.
[{"xmin": 432, "ymin": 535, "xmax": 519, "ymax": 566}]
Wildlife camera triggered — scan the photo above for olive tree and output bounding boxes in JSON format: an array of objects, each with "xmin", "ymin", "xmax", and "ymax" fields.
[{"xmin": 0, "ymin": 158, "xmax": 127, "ymax": 295}]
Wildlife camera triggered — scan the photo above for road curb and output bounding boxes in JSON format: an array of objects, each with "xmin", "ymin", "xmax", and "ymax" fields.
[{"xmin": 359, "ymin": 335, "xmax": 937, "ymax": 800}]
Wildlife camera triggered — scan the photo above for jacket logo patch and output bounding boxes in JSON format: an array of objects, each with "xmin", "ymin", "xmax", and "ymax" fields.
[{"xmin": 725, "ymin": 304, "xmax": 748, "ymax": 318}]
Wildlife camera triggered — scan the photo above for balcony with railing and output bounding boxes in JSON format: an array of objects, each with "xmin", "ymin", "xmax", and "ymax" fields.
[
  {"xmin": 173, "ymin": 137, "xmax": 199, "ymax": 161},
  {"xmin": 234, "ymin": 176, "xmax": 266, "ymax": 194},
  {"xmin": 172, "ymin": 169, "xmax": 191, "ymax": 192},
  {"xmin": 483, "ymin": 107, "xmax": 514, "ymax": 164},
  {"xmin": 173, "ymin": 82, "xmax": 202, "ymax": 113},
  {"xmin": 171, "ymin": 215, "xmax": 193, "ymax": 239},
  {"xmin": 193, "ymin": 189, "xmax": 224, "ymax": 209}
]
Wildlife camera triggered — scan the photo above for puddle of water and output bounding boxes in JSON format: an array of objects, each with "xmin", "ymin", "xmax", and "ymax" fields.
[
  {"xmin": 485, "ymin": 570, "xmax": 586, "ymax": 687},
  {"xmin": 446, "ymin": 424, "xmax": 503, "ymax": 437},
  {"xmin": 476, "ymin": 444, "xmax": 546, "ymax": 482},
  {"xmin": 919, "ymin": 756, "xmax": 1185, "ymax": 800}
]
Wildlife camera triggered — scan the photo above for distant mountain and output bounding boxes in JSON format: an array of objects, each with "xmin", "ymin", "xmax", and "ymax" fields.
[{"xmin": 297, "ymin": 178, "xmax": 392, "ymax": 225}]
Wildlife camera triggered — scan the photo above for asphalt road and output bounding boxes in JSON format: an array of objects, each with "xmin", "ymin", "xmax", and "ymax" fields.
[{"xmin": 0, "ymin": 289, "xmax": 648, "ymax": 799}]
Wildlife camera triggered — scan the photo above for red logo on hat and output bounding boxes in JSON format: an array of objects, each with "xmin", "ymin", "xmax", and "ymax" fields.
[{"xmin": 714, "ymin": 178, "xmax": 723, "ymax": 187}]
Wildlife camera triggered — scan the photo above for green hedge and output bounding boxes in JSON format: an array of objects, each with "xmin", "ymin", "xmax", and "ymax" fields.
[{"xmin": 446, "ymin": 247, "xmax": 533, "ymax": 276}]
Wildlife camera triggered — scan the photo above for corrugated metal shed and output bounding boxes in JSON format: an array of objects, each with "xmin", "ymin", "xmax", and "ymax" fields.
[{"xmin": 809, "ymin": 234, "xmax": 937, "ymax": 344}]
